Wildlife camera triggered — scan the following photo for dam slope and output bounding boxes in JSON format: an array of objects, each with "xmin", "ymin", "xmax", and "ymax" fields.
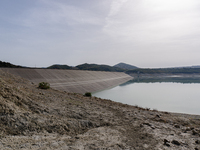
[{"xmin": 1, "ymin": 68, "xmax": 133, "ymax": 94}]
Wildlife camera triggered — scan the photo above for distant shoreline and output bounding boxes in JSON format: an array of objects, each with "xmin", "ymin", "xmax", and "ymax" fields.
[{"xmin": 128, "ymin": 73, "xmax": 200, "ymax": 78}]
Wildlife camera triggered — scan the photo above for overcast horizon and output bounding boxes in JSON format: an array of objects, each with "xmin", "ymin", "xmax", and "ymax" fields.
[{"xmin": 1, "ymin": 0, "xmax": 200, "ymax": 68}]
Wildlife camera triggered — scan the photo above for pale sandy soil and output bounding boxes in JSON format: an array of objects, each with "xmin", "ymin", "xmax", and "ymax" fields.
[{"xmin": 0, "ymin": 70, "xmax": 200, "ymax": 150}]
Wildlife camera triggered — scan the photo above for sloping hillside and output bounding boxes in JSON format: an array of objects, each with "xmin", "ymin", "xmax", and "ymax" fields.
[
  {"xmin": 76, "ymin": 63, "xmax": 125, "ymax": 72},
  {"xmin": 114, "ymin": 62, "xmax": 138, "ymax": 70},
  {"xmin": 0, "ymin": 60, "xmax": 23, "ymax": 68},
  {"xmin": 47, "ymin": 64, "xmax": 72, "ymax": 69},
  {"xmin": 0, "ymin": 70, "xmax": 200, "ymax": 149}
]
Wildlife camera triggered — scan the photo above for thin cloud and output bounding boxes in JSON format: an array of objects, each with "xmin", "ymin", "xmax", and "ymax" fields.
[
  {"xmin": 108, "ymin": 0, "xmax": 128, "ymax": 17},
  {"xmin": 12, "ymin": 0, "xmax": 104, "ymax": 35},
  {"xmin": 104, "ymin": 0, "xmax": 200, "ymax": 43},
  {"xmin": 1, "ymin": 0, "xmax": 200, "ymax": 68}
]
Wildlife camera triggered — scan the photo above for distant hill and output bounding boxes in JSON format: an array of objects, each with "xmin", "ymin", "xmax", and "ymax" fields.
[
  {"xmin": 3, "ymin": 60, "xmax": 200, "ymax": 74},
  {"xmin": 191, "ymin": 66, "xmax": 200, "ymax": 68},
  {"xmin": 0, "ymin": 60, "xmax": 23, "ymax": 68},
  {"xmin": 174, "ymin": 65, "xmax": 200, "ymax": 69},
  {"xmin": 114, "ymin": 63, "xmax": 138, "ymax": 70},
  {"xmin": 47, "ymin": 64, "xmax": 72, "ymax": 69},
  {"xmin": 76, "ymin": 63, "xmax": 125, "ymax": 72},
  {"xmin": 126, "ymin": 68, "xmax": 200, "ymax": 74}
]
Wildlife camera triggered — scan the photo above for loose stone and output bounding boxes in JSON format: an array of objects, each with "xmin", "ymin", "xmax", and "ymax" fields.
[{"xmin": 171, "ymin": 140, "xmax": 181, "ymax": 146}]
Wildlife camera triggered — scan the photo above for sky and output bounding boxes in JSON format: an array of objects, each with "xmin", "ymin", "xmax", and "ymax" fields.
[{"xmin": 1, "ymin": 0, "xmax": 200, "ymax": 68}]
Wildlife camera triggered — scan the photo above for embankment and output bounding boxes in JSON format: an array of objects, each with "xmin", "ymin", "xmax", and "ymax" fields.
[{"xmin": 0, "ymin": 68, "xmax": 132, "ymax": 94}]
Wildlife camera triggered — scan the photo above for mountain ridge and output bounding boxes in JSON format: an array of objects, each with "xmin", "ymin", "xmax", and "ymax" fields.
[
  {"xmin": 0, "ymin": 60, "xmax": 23, "ymax": 68},
  {"xmin": 76, "ymin": 63, "xmax": 125, "ymax": 72},
  {"xmin": 113, "ymin": 62, "xmax": 138, "ymax": 70},
  {"xmin": 47, "ymin": 64, "xmax": 72, "ymax": 69},
  {"xmin": 1, "ymin": 60, "xmax": 200, "ymax": 73}
]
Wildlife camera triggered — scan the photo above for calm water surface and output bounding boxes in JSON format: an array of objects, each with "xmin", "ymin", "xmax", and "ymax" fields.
[{"xmin": 93, "ymin": 78, "xmax": 200, "ymax": 115}]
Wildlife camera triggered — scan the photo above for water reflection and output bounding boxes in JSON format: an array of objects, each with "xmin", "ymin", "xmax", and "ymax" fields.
[
  {"xmin": 120, "ymin": 77, "xmax": 200, "ymax": 86},
  {"xmin": 93, "ymin": 76, "xmax": 200, "ymax": 115}
]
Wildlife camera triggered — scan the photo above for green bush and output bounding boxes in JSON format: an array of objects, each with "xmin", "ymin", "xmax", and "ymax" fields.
[
  {"xmin": 84, "ymin": 92, "xmax": 92, "ymax": 97},
  {"xmin": 38, "ymin": 82, "xmax": 50, "ymax": 89}
]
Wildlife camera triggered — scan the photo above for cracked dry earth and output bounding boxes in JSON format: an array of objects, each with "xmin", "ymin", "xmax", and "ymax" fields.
[{"xmin": 0, "ymin": 70, "xmax": 200, "ymax": 150}]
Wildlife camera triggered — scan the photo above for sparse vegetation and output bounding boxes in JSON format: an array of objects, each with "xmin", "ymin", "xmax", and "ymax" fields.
[
  {"xmin": 38, "ymin": 82, "xmax": 50, "ymax": 89},
  {"xmin": 84, "ymin": 92, "xmax": 92, "ymax": 97}
]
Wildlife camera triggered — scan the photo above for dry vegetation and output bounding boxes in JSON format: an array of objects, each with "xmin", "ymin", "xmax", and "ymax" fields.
[{"xmin": 0, "ymin": 69, "xmax": 200, "ymax": 150}]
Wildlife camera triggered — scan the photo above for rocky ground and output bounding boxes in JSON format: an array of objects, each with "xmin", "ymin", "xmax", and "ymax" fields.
[{"xmin": 0, "ymin": 69, "xmax": 200, "ymax": 150}]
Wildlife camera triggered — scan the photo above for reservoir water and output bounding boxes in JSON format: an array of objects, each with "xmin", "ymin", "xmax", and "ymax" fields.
[{"xmin": 93, "ymin": 77, "xmax": 200, "ymax": 115}]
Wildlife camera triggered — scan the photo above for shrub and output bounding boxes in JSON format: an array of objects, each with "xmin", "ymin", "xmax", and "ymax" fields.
[
  {"xmin": 38, "ymin": 82, "xmax": 50, "ymax": 89},
  {"xmin": 84, "ymin": 92, "xmax": 92, "ymax": 97}
]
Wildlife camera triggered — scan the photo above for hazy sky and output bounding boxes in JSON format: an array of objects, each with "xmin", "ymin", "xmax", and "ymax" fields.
[{"xmin": 1, "ymin": 0, "xmax": 200, "ymax": 68}]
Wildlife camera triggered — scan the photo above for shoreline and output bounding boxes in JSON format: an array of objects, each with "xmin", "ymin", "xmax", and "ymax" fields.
[
  {"xmin": 171, "ymin": 112, "xmax": 200, "ymax": 120},
  {"xmin": 128, "ymin": 73, "xmax": 200, "ymax": 78}
]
